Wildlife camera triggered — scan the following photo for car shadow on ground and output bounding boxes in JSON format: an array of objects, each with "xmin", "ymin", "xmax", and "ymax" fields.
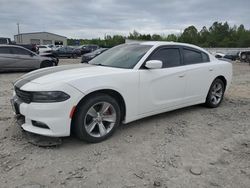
[
  {"xmin": 13, "ymin": 99, "xmax": 230, "ymax": 149},
  {"xmin": 61, "ymin": 104, "xmax": 210, "ymax": 147}
]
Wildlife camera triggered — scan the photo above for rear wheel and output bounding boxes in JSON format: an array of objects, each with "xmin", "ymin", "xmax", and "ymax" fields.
[
  {"xmin": 73, "ymin": 94, "xmax": 121, "ymax": 143},
  {"xmin": 40, "ymin": 60, "xmax": 54, "ymax": 68},
  {"xmin": 205, "ymin": 78, "xmax": 225, "ymax": 108}
]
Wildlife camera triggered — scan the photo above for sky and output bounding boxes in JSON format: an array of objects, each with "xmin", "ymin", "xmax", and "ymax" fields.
[{"xmin": 1, "ymin": 0, "xmax": 250, "ymax": 39}]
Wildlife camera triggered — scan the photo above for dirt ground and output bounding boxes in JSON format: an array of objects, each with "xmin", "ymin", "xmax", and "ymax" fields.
[{"xmin": 0, "ymin": 58, "xmax": 250, "ymax": 188}]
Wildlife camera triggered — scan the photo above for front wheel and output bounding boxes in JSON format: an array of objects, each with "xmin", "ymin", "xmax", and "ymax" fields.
[
  {"xmin": 73, "ymin": 94, "xmax": 121, "ymax": 143},
  {"xmin": 205, "ymin": 78, "xmax": 225, "ymax": 108}
]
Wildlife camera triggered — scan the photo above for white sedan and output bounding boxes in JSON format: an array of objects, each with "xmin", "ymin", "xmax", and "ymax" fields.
[
  {"xmin": 11, "ymin": 42, "xmax": 232, "ymax": 142},
  {"xmin": 38, "ymin": 45, "xmax": 52, "ymax": 53}
]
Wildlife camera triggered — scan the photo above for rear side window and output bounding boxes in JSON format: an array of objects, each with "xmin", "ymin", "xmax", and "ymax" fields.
[
  {"xmin": 202, "ymin": 52, "xmax": 210, "ymax": 62},
  {"xmin": 12, "ymin": 47, "xmax": 30, "ymax": 55},
  {"xmin": 149, "ymin": 48, "xmax": 181, "ymax": 68},
  {"xmin": 0, "ymin": 47, "xmax": 12, "ymax": 54},
  {"xmin": 183, "ymin": 49, "xmax": 202, "ymax": 64}
]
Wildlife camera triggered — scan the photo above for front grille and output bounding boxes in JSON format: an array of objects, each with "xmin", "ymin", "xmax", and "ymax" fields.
[{"xmin": 15, "ymin": 87, "xmax": 32, "ymax": 103}]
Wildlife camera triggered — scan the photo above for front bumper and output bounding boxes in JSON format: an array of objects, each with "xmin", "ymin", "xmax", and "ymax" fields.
[
  {"xmin": 20, "ymin": 101, "xmax": 72, "ymax": 137},
  {"xmin": 81, "ymin": 56, "xmax": 93, "ymax": 63},
  {"xmin": 11, "ymin": 86, "xmax": 84, "ymax": 137}
]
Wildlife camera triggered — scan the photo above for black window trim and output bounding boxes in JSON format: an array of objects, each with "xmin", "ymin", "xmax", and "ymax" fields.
[
  {"xmin": 140, "ymin": 45, "xmax": 184, "ymax": 69},
  {"xmin": 180, "ymin": 46, "xmax": 210, "ymax": 65},
  {"xmin": 11, "ymin": 46, "xmax": 32, "ymax": 56}
]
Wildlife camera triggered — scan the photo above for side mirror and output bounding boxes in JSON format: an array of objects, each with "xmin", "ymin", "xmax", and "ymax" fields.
[{"xmin": 145, "ymin": 60, "xmax": 163, "ymax": 69}]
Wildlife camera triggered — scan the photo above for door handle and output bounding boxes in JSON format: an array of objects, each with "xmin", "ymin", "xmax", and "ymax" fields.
[
  {"xmin": 209, "ymin": 68, "xmax": 214, "ymax": 71},
  {"xmin": 179, "ymin": 74, "xmax": 185, "ymax": 78}
]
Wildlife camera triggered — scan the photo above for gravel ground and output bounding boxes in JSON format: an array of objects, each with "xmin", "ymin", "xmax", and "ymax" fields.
[{"xmin": 0, "ymin": 58, "xmax": 250, "ymax": 188}]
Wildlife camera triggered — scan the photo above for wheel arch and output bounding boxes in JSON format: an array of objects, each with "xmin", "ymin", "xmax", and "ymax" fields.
[
  {"xmin": 40, "ymin": 60, "xmax": 53, "ymax": 68},
  {"xmin": 70, "ymin": 89, "xmax": 126, "ymax": 133},
  {"xmin": 215, "ymin": 75, "xmax": 227, "ymax": 89},
  {"xmin": 206, "ymin": 75, "xmax": 228, "ymax": 99}
]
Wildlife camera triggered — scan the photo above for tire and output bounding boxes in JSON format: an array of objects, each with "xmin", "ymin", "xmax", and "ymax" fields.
[
  {"xmin": 241, "ymin": 53, "xmax": 247, "ymax": 61},
  {"xmin": 55, "ymin": 58, "xmax": 59, "ymax": 66},
  {"xmin": 40, "ymin": 60, "xmax": 54, "ymax": 68},
  {"xmin": 205, "ymin": 78, "xmax": 225, "ymax": 108},
  {"xmin": 73, "ymin": 94, "xmax": 121, "ymax": 143},
  {"xmin": 71, "ymin": 54, "xmax": 77, "ymax": 58}
]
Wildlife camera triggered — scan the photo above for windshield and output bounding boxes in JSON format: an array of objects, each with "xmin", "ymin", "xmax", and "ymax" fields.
[{"xmin": 89, "ymin": 44, "xmax": 152, "ymax": 69}]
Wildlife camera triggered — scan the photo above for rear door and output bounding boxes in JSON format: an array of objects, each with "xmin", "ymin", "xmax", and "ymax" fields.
[
  {"xmin": 181, "ymin": 47, "xmax": 216, "ymax": 102},
  {"xmin": 0, "ymin": 47, "xmax": 15, "ymax": 70}
]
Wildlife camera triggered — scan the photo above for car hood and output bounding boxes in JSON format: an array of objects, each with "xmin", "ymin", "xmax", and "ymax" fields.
[{"xmin": 15, "ymin": 64, "xmax": 130, "ymax": 88}]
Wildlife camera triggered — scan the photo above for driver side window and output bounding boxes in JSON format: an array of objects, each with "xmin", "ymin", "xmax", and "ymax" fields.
[{"xmin": 149, "ymin": 48, "xmax": 181, "ymax": 68}]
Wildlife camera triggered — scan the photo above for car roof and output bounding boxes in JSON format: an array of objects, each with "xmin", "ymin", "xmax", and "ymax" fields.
[
  {"xmin": 0, "ymin": 44, "xmax": 26, "ymax": 48},
  {"xmin": 130, "ymin": 41, "xmax": 215, "ymax": 60},
  {"xmin": 0, "ymin": 44, "xmax": 35, "ymax": 53},
  {"xmin": 136, "ymin": 41, "xmax": 211, "ymax": 54},
  {"xmin": 140, "ymin": 41, "xmax": 200, "ymax": 48}
]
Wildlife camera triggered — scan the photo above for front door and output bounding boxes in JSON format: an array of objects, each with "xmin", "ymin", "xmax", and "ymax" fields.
[
  {"xmin": 138, "ymin": 47, "xmax": 187, "ymax": 115},
  {"xmin": 0, "ymin": 46, "xmax": 16, "ymax": 70},
  {"xmin": 11, "ymin": 47, "xmax": 39, "ymax": 69}
]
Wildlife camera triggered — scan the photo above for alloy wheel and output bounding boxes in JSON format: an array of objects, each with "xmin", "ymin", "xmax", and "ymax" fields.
[
  {"xmin": 210, "ymin": 82, "xmax": 223, "ymax": 105},
  {"xmin": 84, "ymin": 102, "xmax": 116, "ymax": 138}
]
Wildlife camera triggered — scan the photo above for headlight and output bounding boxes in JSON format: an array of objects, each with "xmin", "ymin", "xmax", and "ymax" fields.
[{"xmin": 32, "ymin": 91, "xmax": 70, "ymax": 103}]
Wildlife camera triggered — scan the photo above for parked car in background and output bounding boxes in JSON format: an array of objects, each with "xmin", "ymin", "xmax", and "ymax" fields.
[
  {"xmin": 55, "ymin": 45, "xmax": 63, "ymax": 48},
  {"xmin": 239, "ymin": 50, "xmax": 250, "ymax": 63},
  {"xmin": 11, "ymin": 42, "xmax": 232, "ymax": 143},
  {"xmin": 0, "ymin": 38, "xmax": 39, "ymax": 54},
  {"xmin": 81, "ymin": 48, "xmax": 108, "ymax": 63},
  {"xmin": 39, "ymin": 52, "xmax": 59, "ymax": 66},
  {"xmin": 223, "ymin": 51, "xmax": 240, "ymax": 61},
  {"xmin": 52, "ymin": 46, "xmax": 80, "ymax": 58},
  {"xmin": 16, "ymin": 44, "xmax": 39, "ymax": 54},
  {"xmin": 0, "ymin": 45, "xmax": 56, "ymax": 71},
  {"xmin": 47, "ymin": 44, "xmax": 57, "ymax": 49},
  {"xmin": 215, "ymin": 51, "xmax": 240, "ymax": 62},
  {"xmin": 0, "ymin": 37, "xmax": 12, "ymax": 44},
  {"xmin": 71, "ymin": 47, "xmax": 82, "ymax": 57},
  {"xmin": 38, "ymin": 45, "xmax": 52, "ymax": 53},
  {"xmin": 215, "ymin": 52, "xmax": 225, "ymax": 59},
  {"xmin": 77, "ymin": 44, "xmax": 99, "ymax": 55}
]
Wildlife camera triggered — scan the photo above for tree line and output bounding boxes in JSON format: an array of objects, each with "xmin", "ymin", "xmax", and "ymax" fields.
[{"xmin": 67, "ymin": 22, "xmax": 250, "ymax": 48}]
